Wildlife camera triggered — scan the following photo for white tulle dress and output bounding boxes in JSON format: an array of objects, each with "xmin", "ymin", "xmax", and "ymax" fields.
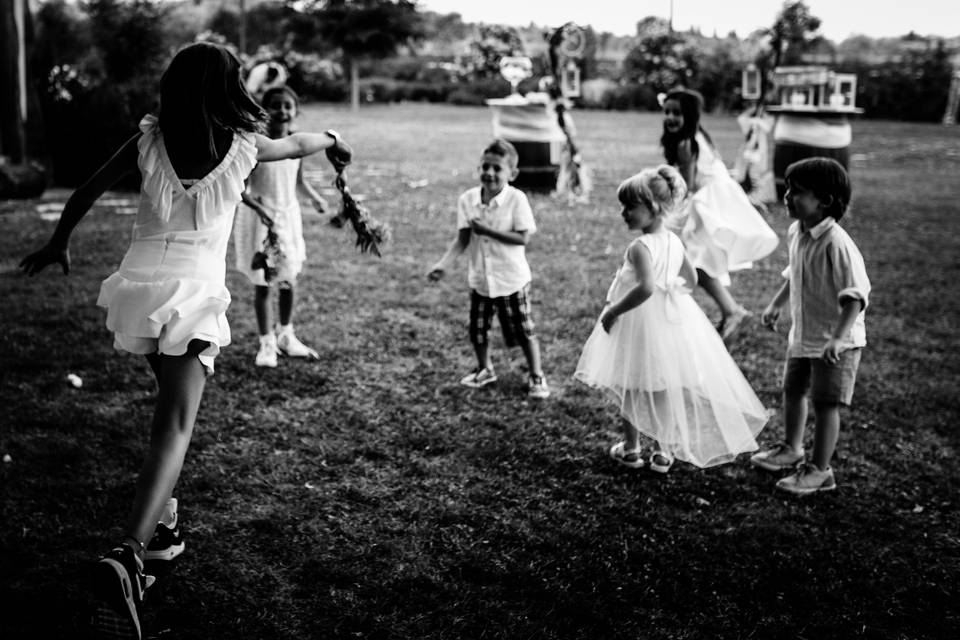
[
  {"xmin": 679, "ymin": 132, "xmax": 779, "ymax": 285},
  {"xmin": 96, "ymin": 115, "xmax": 258, "ymax": 373},
  {"xmin": 232, "ymin": 158, "xmax": 307, "ymax": 286},
  {"xmin": 574, "ymin": 228, "xmax": 768, "ymax": 467}
]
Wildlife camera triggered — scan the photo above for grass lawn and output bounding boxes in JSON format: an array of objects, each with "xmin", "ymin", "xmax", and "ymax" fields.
[{"xmin": 1, "ymin": 103, "xmax": 959, "ymax": 639}]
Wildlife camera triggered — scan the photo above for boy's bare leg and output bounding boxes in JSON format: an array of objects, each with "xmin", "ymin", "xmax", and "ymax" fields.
[
  {"xmin": 783, "ymin": 391, "xmax": 808, "ymax": 454},
  {"xmin": 811, "ymin": 401, "xmax": 841, "ymax": 469},
  {"xmin": 518, "ymin": 335, "xmax": 544, "ymax": 378},
  {"xmin": 472, "ymin": 341, "xmax": 493, "ymax": 371}
]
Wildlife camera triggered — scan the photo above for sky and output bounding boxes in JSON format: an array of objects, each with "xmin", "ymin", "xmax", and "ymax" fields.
[{"xmin": 418, "ymin": 0, "xmax": 960, "ymax": 41}]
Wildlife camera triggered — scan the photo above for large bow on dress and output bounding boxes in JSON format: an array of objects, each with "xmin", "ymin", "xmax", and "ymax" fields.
[{"xmin": 658, "ymin": 276, "xmax": 691, "ymax": 324}]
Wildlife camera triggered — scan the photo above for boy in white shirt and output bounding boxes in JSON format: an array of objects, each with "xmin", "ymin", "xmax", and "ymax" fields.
[
  {"xmin": 752, "ymin": 158, "xmax": 870, "ymax": 494},
  {"xmin": 428, "ymin": 139, "xmax": 549, "ymax": 399}
]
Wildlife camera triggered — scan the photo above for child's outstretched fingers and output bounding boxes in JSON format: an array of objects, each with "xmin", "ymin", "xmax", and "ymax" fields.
[
  {"xmin": 20, "ymin": 245, "xmax": 70, "ymax": 276},
  {"xmin": 761, "ymin": 306, "xmax": 780, "ymax": 332}
]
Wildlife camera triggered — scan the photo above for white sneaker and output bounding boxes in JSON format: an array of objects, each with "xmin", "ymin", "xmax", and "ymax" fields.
[
  {"xmin": 527, "ymin": 374, "xmax": 550, "ymax": 399},
  {"xmin": 277, "ymin": 330, "xmax": 319, "ymax": 359},
  {"xmin": 256, "ymin": 335, "xmax": 278, "ymax": 368}
]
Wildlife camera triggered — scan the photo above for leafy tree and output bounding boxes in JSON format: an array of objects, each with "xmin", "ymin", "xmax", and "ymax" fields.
[
  {"xmin": 32, "ymin": 0, "xmax": 174, "ymax": 185},
  {"xmin": 208, "ymin": 1, "xmax": 300, "ymax": 54},
  {"xmin": 468, "ymin": 24, "xmax": 524, "ymax": 80},
  {"xmin": 299, "ymin": 0, "xmax": 424, "ymax": 111},
  {"xmin": 848, "ymin": 39, "xmax": 954, "ymax": 122},
  {"xmin": 621, "ymin": 29, "xmax": 699, "ymax": 95},
  {"xmin": 761, "ymin": 1, "xmax": 823, "ymax": 69},
  {"xmin": 86, "ymin": 0, "xmax": 168, "ymax": 84}
]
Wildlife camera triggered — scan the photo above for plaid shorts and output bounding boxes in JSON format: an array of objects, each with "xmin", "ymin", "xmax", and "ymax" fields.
[
  {"xmin": 782, "ymin": 348, "xmax": 862, "ymax": 405},
  {"xmin": 469, "ymin": 285, "xmax": 536, "ymax": 348}
]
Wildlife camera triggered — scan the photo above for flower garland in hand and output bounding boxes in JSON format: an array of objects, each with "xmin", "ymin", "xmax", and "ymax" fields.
[
  {"xmin": 249, "ymin": 199, "xmax": 284, "ymax": 282},
  {"xmin": 328, "ymin": 168, "xmax": 391, "ymax": 258}
]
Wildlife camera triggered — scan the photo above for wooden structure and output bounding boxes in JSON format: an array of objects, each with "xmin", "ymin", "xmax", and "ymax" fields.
[{"xmin": 765, "ymin": 66, "xmax": 863, "ymax": 198}]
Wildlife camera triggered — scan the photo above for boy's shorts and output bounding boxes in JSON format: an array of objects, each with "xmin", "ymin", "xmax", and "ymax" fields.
[
  {"xmin": 782, "ymin": 348, "xmax": 862, "ymax": 405},
  {"xmin": 469, "ymin": 285, "xmax": 536, "ymax": 348}
]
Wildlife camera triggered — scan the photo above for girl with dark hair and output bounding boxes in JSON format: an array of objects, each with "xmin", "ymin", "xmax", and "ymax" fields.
[
  {"xmin": 233, "ymin": 85, "xmax": 330, "ymax": 366},
  {"xmin": 660, "ymin": 88, "xmax": 779, "ymax": 344},
  {"xmin": 19, "ymin": 42, "xmax": 352, "ymax": 640}
]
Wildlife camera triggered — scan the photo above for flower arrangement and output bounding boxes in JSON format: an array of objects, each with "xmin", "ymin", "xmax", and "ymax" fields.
[
  {"xmin": 248, "ymin": 201, "xmax": 284, "ymax": 282},
  {"xmin": 329, "ymin": 171, "xmax": 391, "ymax": 257}
]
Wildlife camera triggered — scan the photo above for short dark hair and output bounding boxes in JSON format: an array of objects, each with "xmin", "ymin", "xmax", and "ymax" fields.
[
  {"xmin": 785, "ymin": 157, "xmax": 852, "ymax": 220},
  {"xmin": 482, "ymin": 138, "xmax": 519, "ymax": 169}
]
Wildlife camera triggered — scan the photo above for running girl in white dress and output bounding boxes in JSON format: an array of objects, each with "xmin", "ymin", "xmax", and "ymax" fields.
[
  {"xmin": 661, "ymin": 88, "xmax": 779, "ymax": 344},
  {"xmin": 233, "ymin": 85, "xmax": 330, "ymax": 367},
  {"xmin": 19, "ymin": 42, "xmax": 352, "ymax": 640},
  {"xmin": 574, "ymin": 166, "xmax": 768, "ymax": 473}
]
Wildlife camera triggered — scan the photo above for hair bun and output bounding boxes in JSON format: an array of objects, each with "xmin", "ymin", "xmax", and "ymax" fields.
[{"xmin": 656, "ymin": 164, "xmax": 686, "ymax": 207}]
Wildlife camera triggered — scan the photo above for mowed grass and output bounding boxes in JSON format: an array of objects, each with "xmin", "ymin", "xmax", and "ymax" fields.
[{"xmin": 1, "ymin": 104, "xmax": 958, "ymax": 639}]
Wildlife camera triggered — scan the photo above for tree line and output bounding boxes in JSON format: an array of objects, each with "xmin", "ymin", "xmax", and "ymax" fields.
[{"xmin": 19, "ymin": 0, "xmax": 960, "ymax": 186}]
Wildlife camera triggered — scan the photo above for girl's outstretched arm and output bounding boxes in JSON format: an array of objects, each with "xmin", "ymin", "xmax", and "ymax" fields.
[
  {"xmin": 601, "ymin": 242, "xmax": 655, "ymax": 332},
  {"xmin": 20, "ymin": 133, "xmax": 140, "ymax": 276},
  {"xmin": 255, "ymin": 131, "xmax": 351, "ymax": 164}
]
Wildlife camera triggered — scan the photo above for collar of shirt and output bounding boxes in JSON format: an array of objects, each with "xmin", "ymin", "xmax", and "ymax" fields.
[
  {"xmin": 470, "ymin": 188, "xmax": 506, "ymax": 209},
  {"xmin": 803, "ymin": 216, "xmax": 835, "ymax": 240}
]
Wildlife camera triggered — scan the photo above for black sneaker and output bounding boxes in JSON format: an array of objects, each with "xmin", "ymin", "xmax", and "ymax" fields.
[
  {"xmin": 145, "ymin": 511, "xmax": 184, "ymax": 562},
  {"xmin": 92, "ymin": 544, "xmax": 154, "ymax": 640}
]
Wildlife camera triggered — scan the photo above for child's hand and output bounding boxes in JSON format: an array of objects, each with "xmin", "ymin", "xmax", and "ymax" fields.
[
  {"xmin": 600, "ymin": 307, "xmax": 618, "ymax": 333},
  {"xmin": 469, "ymin": 219, "xmax": 487, "ymax": 236},
  {"xmin": 313, "ymin": 198, "xmax": 328, "ymax": 214},
  {"xmin": 20, "ymin": 243, "xmax": 70, "ymax": 276},
  {"xmin": 326, "ymin": 139, "xmax": 353, "ymax": 172},
  {"xmin": 427, "ymin": 267, "xmax": 444, "ymax": 282},
  {"xmin": 821, "ymin": 339, "xmax": 843, "ymax": 365},
  {"xmin": 761, "ymin": 304, "xmax": 781, "ymax": 332}
]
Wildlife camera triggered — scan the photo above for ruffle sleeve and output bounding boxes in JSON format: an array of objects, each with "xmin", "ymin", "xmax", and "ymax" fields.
[
  {"xmin": 137, "ymin": 115, "xmax": 174, "ymax": 223},
  {"xmin": 194, "ymin": 133, "xmax": 258, "ymax": 228}
]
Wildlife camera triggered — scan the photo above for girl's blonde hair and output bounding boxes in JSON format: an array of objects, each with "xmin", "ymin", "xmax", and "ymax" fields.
[{"xmin": 617, "ymin": 165, "xmax": 687, "ymax": 216}]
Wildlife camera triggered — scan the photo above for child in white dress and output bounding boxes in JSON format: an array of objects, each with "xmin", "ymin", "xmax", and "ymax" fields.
[
  {"xmin": 20, "ymin": 43, "xmax": 351, "ymax": 639},
  {"xmin": 575, "ymin": 166, "xmax": 768, "ymax": 472},
  {"xmin": 233, "ymin": 86, "xmax": 329, "ymax": 367},
  {"xmin": 661, "ymin": 88, "xmax": 779, "ymax": 344}
]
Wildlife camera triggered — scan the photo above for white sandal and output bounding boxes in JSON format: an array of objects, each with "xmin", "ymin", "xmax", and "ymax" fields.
[
  {"xmin": 649, "ymin": 450, "xmax": 675, "ymax": 474},
  {"xmin": 609, "ymin": 442, "xmax": 645, "ymax": 469}
]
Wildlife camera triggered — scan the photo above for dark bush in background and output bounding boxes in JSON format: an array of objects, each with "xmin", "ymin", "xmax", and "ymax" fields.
[{"xmin": 33, "ymin": 0, "xmax": 173, "ymax": 188}]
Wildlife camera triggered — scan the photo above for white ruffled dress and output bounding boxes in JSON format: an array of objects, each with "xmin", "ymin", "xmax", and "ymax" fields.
[
  {"xmin": 574, "ymin": 229, "xmax": 768, "ymax": 468},
  {"xmin": 232, "ymin": 158, "xmax": 307, "ymax": 286},
  {"xmin": 96, "ymin": 115, "xmax": 258, "ymax": 373},
  {"xmin": 680, "ymin": 132, "xmax": 779, "ymax": 285}
]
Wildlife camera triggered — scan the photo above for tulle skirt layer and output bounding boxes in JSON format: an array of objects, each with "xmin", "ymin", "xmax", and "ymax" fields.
[{"xmin": 574, "ymin": 291, "xmax": 768, "ymax": 467}]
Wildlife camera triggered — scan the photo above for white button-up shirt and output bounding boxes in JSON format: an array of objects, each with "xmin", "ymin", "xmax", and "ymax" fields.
[
  {"xmin": 457, "ymin": 185, "xmax": 537, "ymax": 298},
  {"xmin": 783, "ymin": 217, "xmax": 871, "ymax": 358}
]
